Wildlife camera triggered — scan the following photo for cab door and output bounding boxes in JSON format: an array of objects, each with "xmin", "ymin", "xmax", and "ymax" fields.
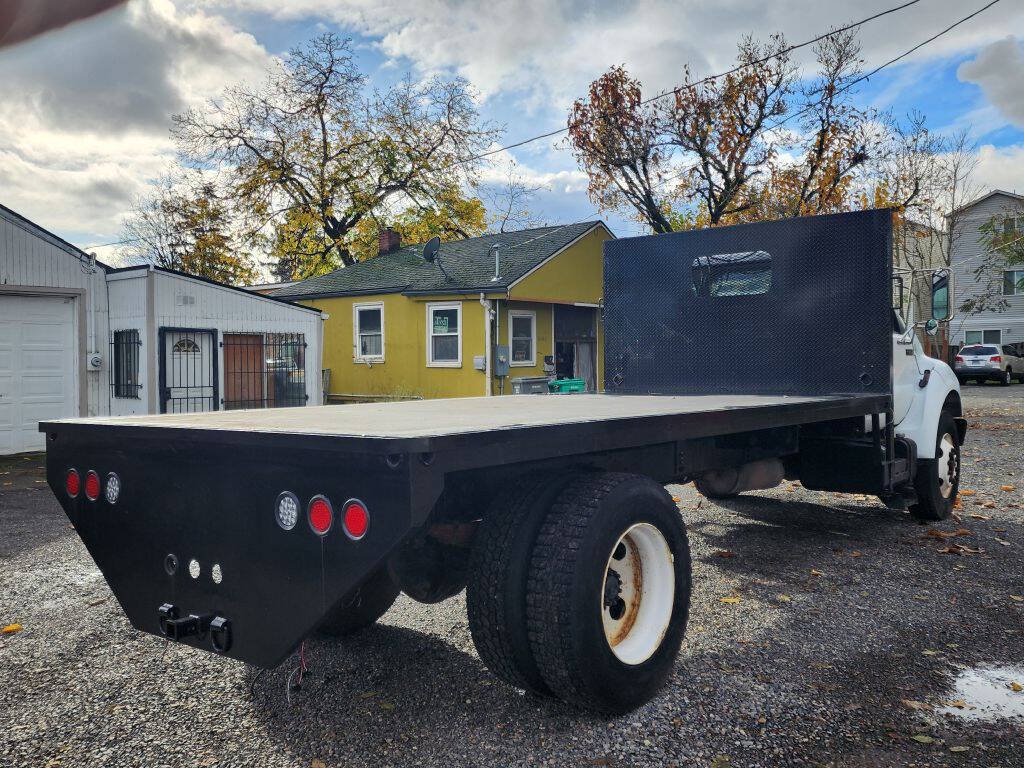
[{"xmin": 892, "ymin": 311, "xmax": 919, "ymax": 425}]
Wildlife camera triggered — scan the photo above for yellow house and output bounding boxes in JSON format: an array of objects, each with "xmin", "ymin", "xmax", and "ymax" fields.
[{"xmin": 273, "ymin": 221, "xmax": 614, "ymax": 400}]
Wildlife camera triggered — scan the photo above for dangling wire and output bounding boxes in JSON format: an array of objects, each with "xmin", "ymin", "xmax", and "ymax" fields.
[{"xmin": 285, "ymin": 639, "xmax": 309, "ymax": 706}]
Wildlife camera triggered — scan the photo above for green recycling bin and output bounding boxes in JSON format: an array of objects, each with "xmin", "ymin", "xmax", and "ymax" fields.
[{"xmin": 548, "ymin": 378, "xmax": 586, "ymax": 394}]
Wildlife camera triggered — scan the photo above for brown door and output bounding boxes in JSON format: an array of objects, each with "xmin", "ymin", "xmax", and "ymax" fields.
[{"xmin": 223, "ymin": 333, "xmax": 265, "ymax": 409}]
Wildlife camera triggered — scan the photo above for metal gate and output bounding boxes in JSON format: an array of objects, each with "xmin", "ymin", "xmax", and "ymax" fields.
[{"xmin": 159, "ymin": 328, "xmax": 218, "ymax": 413}]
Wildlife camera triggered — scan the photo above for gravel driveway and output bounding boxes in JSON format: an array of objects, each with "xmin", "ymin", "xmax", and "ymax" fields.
[{"xmin": 2, "ymin": 386, "xmax": 1022, "ymax": 767}]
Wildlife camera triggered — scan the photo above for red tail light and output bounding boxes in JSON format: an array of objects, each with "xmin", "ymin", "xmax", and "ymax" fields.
[
  {"xmin": 342, "ymin": 499, "xmax": 369, "ymax": 540},
  {"xmin": 955, "ymin": 355, "xmax": 964, "ymax": 363},
  {"xmin": 308, "ymin": 496, "xmax": 333, "ymax": 535},
  {"xmin": 65, "ymin": 469, "xmax": 80, "ymax": 498},
  {"xmin": 990, "ymin": 355, "xmax": 1001, "ymax": 363},
  {"xmin": 84, "ymin": 470, "xmax": 101, "ymax": 501}
]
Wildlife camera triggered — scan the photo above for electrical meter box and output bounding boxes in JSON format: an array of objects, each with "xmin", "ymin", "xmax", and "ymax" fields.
[{"xmin": 493, "ymin": 345, "xmax": 510, "ymax": 377}]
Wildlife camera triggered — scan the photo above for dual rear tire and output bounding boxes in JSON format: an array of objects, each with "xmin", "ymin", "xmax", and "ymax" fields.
[{"xmin": 467, "ymin": 472, "xmax": 691, "ymax": 715}]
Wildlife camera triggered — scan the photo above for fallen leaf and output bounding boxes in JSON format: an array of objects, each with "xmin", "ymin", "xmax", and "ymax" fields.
[
  {"xmin": 959, "ymin": 489, "xmax": 976, "ymax": 496},
  {"xmin": 902, "ymin": 699, "xmax": 931, "ymax": 711},
  {"xmin": 925, "ymin": 528, "xmax": 971, "ymax": 540},
  {"xmin": 1010, "ymin": 595, "xmax": 1024, "ymax": 602},
  {"xmin": 968, "ymin": 513, "xmax": 991, "ymax": 520},
  {"xmin": 710, "ymin": 756, "xmax": 732, "ymax": 768},
  {"xmin": 777, "ymin": 594, "xmax": 792, "ymax": 602},
  {"xmin": 922, "ymin": 649, "xmax": 940, "ymax": 656},
  {"xmin": 944, "ymin": 699, "xmax": 968, "ymax": 709},
  {"xmin": 671, "ymin": 496, "xmax": 681, "ymax": 502},
  {"xmin": 1010, "ymin": 681, "xmax": 1023, "ymax": 693},
  {"xmin": 949, "ymin": 745, "xmax": 969, "ymax": 753},
  {"xmin": 311, "ymin": 761, "xmax": 327, "ymax": 768},
  {"xmin": 1000, "ymin": 484, "xmax": 1016, "ymax": 492},
  {"xmin": 720, "ymin": 596, "xmax": 741, "ymax": 604},
  {"xmin": 911, "ymin": 734, "xmax": 935, "ymax": 744},
  {"xmin": 379, "ymin": 701, "xmax": 395, "ymax": 710},
  {"xmin": 713, "ymin": 550, "xmax": 736, "ymax": 558},
  {"xmin": 809, "ymin": 569, "xmax": 824, "ymax": 576},
  {"xmin": 982, "ymin": 501, "xmax": 996, "ymax": 509},
  {"xmin": 1, "ymin": 623, "xmax": 22, "ymax": 635},
  {"xmin": 850, "ymin": 551, "xmax": 862, "ymax": 558},
  {"xmin": 995, "ymin": 539, "xmax": 1011, "ymax": 546}
]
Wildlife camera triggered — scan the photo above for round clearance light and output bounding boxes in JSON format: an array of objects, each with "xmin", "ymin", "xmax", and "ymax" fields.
[
  {"xmin": 65, "ymin": 469, "xmax": 81, "ymax": 499},
  {"xmin": 275, "ymin": 491, "xmax": 300, "ymax": 531},
  {"xmin": 105, "ymin": 473, "xmax": 121, "ymax": 505},
  {"xmin": 84, "ymin": 470, "xmax": 101, "ymax": 502},
  {"xmin": 189, "ymin": 558, "xmax": 201, "ymax": 579},
  {"xmin": 342, "ymin": 499, "xmax": 369, "ymax": 541},
  {"xmin": 308, "ymin": 495, "xmax": 333, "ymax": 536}
]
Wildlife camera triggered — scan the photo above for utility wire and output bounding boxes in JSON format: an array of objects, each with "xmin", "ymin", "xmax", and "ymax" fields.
[{"xmin": 470, "ymin": 0, "xmax": 927, "ymax": 163}]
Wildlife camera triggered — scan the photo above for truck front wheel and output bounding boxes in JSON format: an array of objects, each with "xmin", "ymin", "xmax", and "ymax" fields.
[
  {"xmin": 525, "ymin": 473, "xmax": 691, "ymax": 715},
  {"xmin": 318, "ymin": 566, "xmax": 401, "ymax": 636},
  {"xmin": 910, "ymin": 411, "xmax": 960, "ymax": 522}
]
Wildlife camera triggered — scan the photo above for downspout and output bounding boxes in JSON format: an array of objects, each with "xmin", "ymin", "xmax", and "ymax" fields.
[{"xmin": 479, "ymin": 293, "xmax": 492, "ymax": 396}]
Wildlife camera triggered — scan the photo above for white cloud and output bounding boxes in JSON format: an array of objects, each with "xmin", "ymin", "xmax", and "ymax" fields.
[
  {"xmin": 972, "ymin": 143, "xmax": 1024, "ymax": 196},
  {"xmin": 957, "ymin": 36, "xmax": 1024, "ymax": 129},
  {"xmin": 219, "ymin": 0, "xmax": 1024, "ymax": 112},
  {"xmin": 0, "ymin": 0, "xmax": 271, "ymax": 240}
]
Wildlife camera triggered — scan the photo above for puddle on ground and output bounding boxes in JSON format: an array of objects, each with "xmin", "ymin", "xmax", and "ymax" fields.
[{"xmin": 939, "ymin": 665, "xmax": 1024, "ymax": 721}]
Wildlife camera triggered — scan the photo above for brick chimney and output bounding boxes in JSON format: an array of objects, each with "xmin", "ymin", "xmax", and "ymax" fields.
[{"xmin": 378, "ymin": 227, "xmax": 401, "ymax": 255}]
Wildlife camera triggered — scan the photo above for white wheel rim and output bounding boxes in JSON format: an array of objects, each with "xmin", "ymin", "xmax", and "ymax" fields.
[
  {"xmin": 601, "ymin": 522, "xmax": 675, "ymax": 665},
  {"xmin": 937, "ymin": 432, "xmax": 957, "ymax": 499}
]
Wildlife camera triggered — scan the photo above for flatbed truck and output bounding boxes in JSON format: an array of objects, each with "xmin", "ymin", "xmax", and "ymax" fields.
[{"xmin": 42, "ymin": 209, "xmax": 965, "ymax": 714}]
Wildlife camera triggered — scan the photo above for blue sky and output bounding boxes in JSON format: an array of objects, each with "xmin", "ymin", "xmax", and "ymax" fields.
[{"xmin": 0, "ymin": 0, "xmax": 1022, "ymax": 260}]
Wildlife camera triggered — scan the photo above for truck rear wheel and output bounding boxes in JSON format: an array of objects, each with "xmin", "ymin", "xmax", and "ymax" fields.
[
  {"xmin": 525, "ymin": 473, "xmax": 691, "ymax": 715},
  {"xmin": 318, "ymin": 566, "xmax": 401, "ymax": 636},
  {"xmin": 910, "ymin": 411, "xmax": 960, "ymax": 522},
  {"xmin": 467, "ymin": 474, "xmax": 573, "ymax": 694}
]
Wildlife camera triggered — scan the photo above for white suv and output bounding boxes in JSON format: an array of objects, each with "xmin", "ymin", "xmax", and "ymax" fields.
[{"xmin": 954, "ymin": 344, "xmax": 1024, "ymax": 386}]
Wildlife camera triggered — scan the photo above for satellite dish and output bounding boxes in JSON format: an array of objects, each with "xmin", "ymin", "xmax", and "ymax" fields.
[{"xmin": 422, "ymin": 236, "xmax": 441, "ymax": 263}]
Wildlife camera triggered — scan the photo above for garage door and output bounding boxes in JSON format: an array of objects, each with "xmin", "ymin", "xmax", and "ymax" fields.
[{"xmin": 0, "ymin": 295, "xmax": 77, "ymax": 455}]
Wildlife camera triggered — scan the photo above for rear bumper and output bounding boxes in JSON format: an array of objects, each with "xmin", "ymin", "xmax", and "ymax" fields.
[
  {"xmin": 954, "ymin": 366, "xmax": 1002, "ymax": 380},
  {"xmin": 44, "ymin": 429, "xmax": 431, "ymax": 668}
]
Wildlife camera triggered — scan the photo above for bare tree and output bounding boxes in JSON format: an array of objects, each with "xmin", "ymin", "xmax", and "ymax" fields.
[{"xmin": 486, "ymin": 161, "xmax": 546, "ymax": 232}]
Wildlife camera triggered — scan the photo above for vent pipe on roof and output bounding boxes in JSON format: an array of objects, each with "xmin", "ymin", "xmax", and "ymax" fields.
[{"xmin": 490, "ymin": 243, "xmax": 501, "ymax": 282}]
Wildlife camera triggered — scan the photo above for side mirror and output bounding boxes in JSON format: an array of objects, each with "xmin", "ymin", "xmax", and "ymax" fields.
[
  {"xmin": 931, "ymin": 268, "xmax": 952, "ymax": 322},
  {"xmin": 925, "ymin": 318, "xmax": 939, "ymax": 337}
]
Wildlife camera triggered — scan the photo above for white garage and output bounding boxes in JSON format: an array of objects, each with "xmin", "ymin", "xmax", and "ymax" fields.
[
  {"xmin": 1, "ymin": 202, "xmax": 324, "ymax": 456},
  {"xmin": 0, "ymin": 295, "xmax": 78, "ymax": 453}
]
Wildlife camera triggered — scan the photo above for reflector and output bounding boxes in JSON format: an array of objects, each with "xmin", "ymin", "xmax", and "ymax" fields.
[
  {"xmin": 308, "ymin": 496, "xmax": 333, "ymax": 535},
  {"xmin": 342, "ymin": 499, "xmax": 369, "ymax": 540},
  {"xmin": 66, "ymin": 469, "xmax": 80, "ymax": 498},
  {"xmin": 84, "ymin": 471, "xmax": 101, "ymax": 501}
]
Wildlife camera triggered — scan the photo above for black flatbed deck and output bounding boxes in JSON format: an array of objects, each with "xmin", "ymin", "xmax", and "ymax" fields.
[{"xmin": 42, "ymin": 393, "xmax": 889, "ymax": 465}]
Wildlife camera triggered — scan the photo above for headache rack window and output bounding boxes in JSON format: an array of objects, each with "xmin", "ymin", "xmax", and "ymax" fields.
[
  {"xmin": 110, "ymin": 329, "xmax": 142, "ymax": 399},
  {"xmin": 223, "ymin": 332, "xmax": 307, "ymax": 410}
]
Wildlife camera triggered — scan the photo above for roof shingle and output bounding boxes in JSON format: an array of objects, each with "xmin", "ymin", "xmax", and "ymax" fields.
[{"xmin": 272, "ymin": 221, "xmax": 605, "ymax": 299}]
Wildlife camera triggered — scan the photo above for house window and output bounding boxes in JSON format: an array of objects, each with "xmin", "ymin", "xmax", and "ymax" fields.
[
  {"xmin": 509, "ymin": 310, "xmax": 537, "ymax": 366},
  {"xmin": 427, "ymin": 303, "xmax": 461, "ymax": 367},
  {"xmin": 965, "ymin": 329, "xmax": 1001, "ymax": 345},
  {"xmin": 353, "ymin": 303, "xmax": 384, "ymax": 361},
  {"xmin": 1004, "ymin": 270, "xmax": 1024, "ymax": 296},
  {"xmin": 111, "ymin": 329, "xmax": 141, "ymax": 399}
]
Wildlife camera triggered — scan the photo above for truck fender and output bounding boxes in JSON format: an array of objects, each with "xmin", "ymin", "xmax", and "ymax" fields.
[{"xmin": 895, "ymin": 361, "xmax": 964, "ymax": 458}]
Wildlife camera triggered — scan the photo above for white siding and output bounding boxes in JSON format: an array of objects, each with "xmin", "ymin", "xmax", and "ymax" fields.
[
  {"xmin": 0, "ymin": 206, "xmax": 110, "ymax": 421},
  {"xmin": 106, "ymin": 271, "xmax": 149, "ymax": 416},
  {"xmin": 152, "ymin": 270, "xmax": 323, "ymax": 409},
  {"xmin": 950, "ymin": 192, "xmax": 1024, "ymax": 345}
]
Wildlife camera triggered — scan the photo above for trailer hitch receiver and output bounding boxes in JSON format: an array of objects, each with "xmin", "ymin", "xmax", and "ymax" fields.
[{"xmin": 157, "ymin": 604, "xmax": 214, "ymax": 642}]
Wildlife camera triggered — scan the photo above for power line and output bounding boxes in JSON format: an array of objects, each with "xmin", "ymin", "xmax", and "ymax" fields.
[{"xmin": 470, "ymin": 0, "xmax": 927, "ymax": 164}]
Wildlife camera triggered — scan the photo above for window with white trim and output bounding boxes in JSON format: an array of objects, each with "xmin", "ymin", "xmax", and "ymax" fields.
[
  {"xmin": 353, "ymin": 303, "xmax": 384, "ymax": 361},
  {"xmin": 965, "ymin": 329, "xmax": 1001, "ymax": 345},
  {"xmin": 1004, "ymin": 270, "xmax": 1024, "ymax": 296},
  {"xmin": 509, "ymin": 310, "xmax": 537, "ymax": 366},
  {"xmin": 427, "ymin": 303, "xmax": 461, "ymax": 366}
]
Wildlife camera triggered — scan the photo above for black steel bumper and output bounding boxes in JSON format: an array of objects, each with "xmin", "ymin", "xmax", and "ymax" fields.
[{"xmin": 44, "ymin": 429, "xmax": 432, "ymax": 668}]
